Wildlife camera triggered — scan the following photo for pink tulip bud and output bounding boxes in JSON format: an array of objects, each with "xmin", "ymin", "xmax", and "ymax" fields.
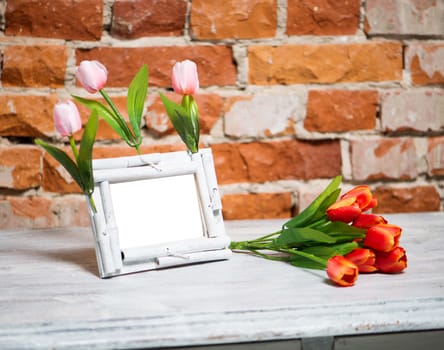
[
  {"xmin": 76, "ymin": 60, "xmax": 108, "ymax": 93},
  {"xmin": 172, "ymin": 59, "xmax": 199, "ymax": 95},
  {"xmin": 53, "ymin": 100, "xmax": 82, "ymax": 137}
]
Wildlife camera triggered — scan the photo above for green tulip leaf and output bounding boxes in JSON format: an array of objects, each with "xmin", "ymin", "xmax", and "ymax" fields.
[
  {"xmin": 301, "ymin": 242, "xmax": 359, "ymax": 259},
  {"xmin": 181, "ymin": 95, "xmax": 200, "ymax": 149},
  {"xmin": 160, "ymin": 92, "xmax": 198, "ymax": 153},
  {"xmin": 72, "ymin": 95, "xmax": 128, "ymax": 142},
  {"xmin": 34, "ymin": 139, "xmax": 83, "ymax": 192},
  {"xmin": 319, "ymin": 221, "xmax": 366, "ymax": 238},
  {"xmin": 290, "ymin": 257, "xmax": 326, "ymax": 270},
  {"xmin": 275, "ymin": 226, "xmax": 337, "ymax": 247},
  {"xmin": 284, "ymin": 175, "xmax": 342, "ymax": 228},
  {"xmin": 77, "ymin": 110, "xmax": 99, "ymax": 195},
  {"xmin": 127, "ymin": 64, "xmax": 148, "ymax": 139}
]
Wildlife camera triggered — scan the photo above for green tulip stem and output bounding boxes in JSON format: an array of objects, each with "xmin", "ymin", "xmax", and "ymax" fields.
[
  {"xmin": 69, "ymin": 136, "xmax": 79, "ymax": 160},
  {"xmin": 88, "ymin": 194, "xmax": 97, "ymax": 214},
  {"xmin": 100, "ymin": 89, "xmax": 125, "ymax": 124},
  {"xmin": 279, "ymin": 248, "xmax": 328, "ymax": 268}
]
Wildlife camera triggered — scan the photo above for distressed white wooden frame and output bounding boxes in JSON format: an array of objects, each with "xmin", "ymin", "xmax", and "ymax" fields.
[{"xmin": 87, "ymin": 148, "xmax": 230, "ymax": 278}]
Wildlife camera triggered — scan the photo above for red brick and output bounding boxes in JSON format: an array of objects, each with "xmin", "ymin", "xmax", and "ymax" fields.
[
  {"xmin": 212, "ymin": 140, "xmax": 342, "ymax": 184},
  {"xmin": 76, "ymin": 46, "xmax": 237, "ymax": 88},
  {"xmin": 365, "ymin": 0, "xmax": 444, "ymax": 36},
  {"xmin": 145, "ymin": 93, "xmax": 223, "ymax": 136},
  {"xmin": 0, "ymin": 95, "xmax": 59, "ymax": 137},
  {"xmin": 3, "ymin": 45, "xmax": 67, "ymax": 88},
  {"xmin": 427, "ymin": 136, "xmax": 444, "ymax": 176},
  {"xmin": 111, "ymin": 0, "xmax": 187, "ymax": 38},
  {"xmin": 287, "ymin": 0, "xmax": 360, "ymax": 35},
  {"xmin": 222, "ymin": 192, "xmax": 293, "ymax": 220},
  {"xmin": 248, "ymin": 42, "xmax": 402, "ymax": 84},
  {"xmin": 405, "ymin": 43, "xmax": 444, "ymax": 85},
  {"xmin": 304, "ymin": 90, "xmax": 378, "ymax": 132},
  {"xmin": 373, "ymin": 186, "xmax": 441, "ymax": 213},
  {"xmin": 190, "ymin": 0, "xmax": 277, "ymax": 39},
  {"xmin": 0, "ymin": 195, "xmax": 89, "ymax": 229},
  {"xmin": 5, "ymin": 0, "xmax": 103, "ymax": 41},
  {"xmin": 350, "ymin": 138, "xmax": 417, "ymax": 181},
  {"xmin": 0, "ymin": 146, "xmax": 41, "ymax": 190}
]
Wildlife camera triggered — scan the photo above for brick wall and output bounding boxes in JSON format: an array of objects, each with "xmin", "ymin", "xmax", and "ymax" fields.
[{"xmin": 0, "ymin": 0, "xmax": 443, "ymax": 228}]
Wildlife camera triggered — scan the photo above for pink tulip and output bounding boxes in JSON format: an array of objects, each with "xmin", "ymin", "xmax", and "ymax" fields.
[
  {"xmin": 53, "ymin": 100, "xmax": 82, "ymax": 137},
  {"xmin": 76, "ymin": 60, "xmax": 108, "ymax": 93},
  {"xmin": 172, "ymin": 60, "xmax": 199, "ymax": 95}
]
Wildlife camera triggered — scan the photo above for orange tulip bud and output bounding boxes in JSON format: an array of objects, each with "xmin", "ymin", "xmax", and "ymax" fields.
[
  {"xmin": 341, "ymin": 185, "xmax": 374, "ymax": 211},
  {"xmin": 326, "ymin": 197, "xmax": 361, "ymax": 223},
  {"xmin": 375, "ymin": 246, "xmax": 407, "ymax": 273},
  {"xmin": 353, "ymin": 213, "xmax": 387, "ymax": 229},
  {"xmin": 361, "ymin": 197, "xmax": 377, "ymax": 212},
  {"xmin": 364, "ymin": 224, "xmax": 402, "ymax": 252},
  {"xmin": 345, "ymin": 248, "xmax": 377, "ymax": 273},
  {"xmin": 326, "ymin": 255, "xmax": 359, "ymax": 287}
]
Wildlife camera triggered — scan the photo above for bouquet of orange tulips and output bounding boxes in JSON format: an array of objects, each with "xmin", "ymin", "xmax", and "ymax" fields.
[{"xmin": 229, "ymin": 176, "xmax": 408, "ymax": 287}]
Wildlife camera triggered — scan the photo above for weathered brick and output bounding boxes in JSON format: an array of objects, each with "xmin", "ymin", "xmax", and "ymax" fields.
[
  {"xmin": 0, "ymin": 195, "xmax": 89, "ymax": 229},
  {"xmin": 381, "ymin": 90, "xmax": 444, "ymax": 132},
  {"xmin": 373, "ymin": 185, "xmax": 441, "ymax": 213},
  {"xmin": 111, "ymin": 0, "xmax": 187, "ymax": 38},
  {"xmin": 224, "ymin": 93, "xmax": 304, "ymax": 138},
  {"xmin": 0, "ymin": 95, "xmax": 59, "ymax": 137},
  {"xmin": 5, "ymin": 0, "xmax": 103, "ymax": 41},
  {"xmin": 248, "ymin": 42, "xmax": 402, "ymax": 84},
  {"xmin": 145, "ymin": 93, "xmax": 223, "ymax": 136},
  {"xmin": 405, "ymin": 43, "xmax": 444, "ymax": 85},
  {"xmin": 304, "ymin": 90, "xmax": 378, "ymax": 132},
  {"xmin": 76, "ymin": 46, "xmax": 237, "ymax": 88},
  {"xmin": 222, "ymin": 192, "xmax": 293, "ymax": 220},
  {"xmin": 190, "ymin": 0, "xmax": 277, "ymax": 39},
  {"xmin": 3, "ymin": 45, "xmax": 67, "ymax": 88},
  {"xmin": 0, "ymin": 146, "xmax": 41, "ymax": 190},
  {"xmin": 287, "ymin": 0, "xmax": 360, "ymax": 35},
  {"xmin": 212, "ymin": 140, "xmax": 341, "ymax": 184},
  {"xmin": 350, "ymin": 138, "xmax": 417, "ymax": 181},
  {"xmin": 426, "ymin": 136, "xmax": 444, "ymax": 176},
  {"xmin": 365, "ymin": 0, "xmax": 444, "ymax": 36}
]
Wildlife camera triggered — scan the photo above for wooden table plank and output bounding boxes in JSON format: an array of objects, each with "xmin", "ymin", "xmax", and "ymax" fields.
[{"xmin": 0, "ymin": 213, "xmax": 443, "ymax": 349}]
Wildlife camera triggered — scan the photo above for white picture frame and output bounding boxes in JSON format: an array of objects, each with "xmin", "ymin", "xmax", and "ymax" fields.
[{"xmin": 87, "ymin": 148, "xmax": 230, "ymax": 278}]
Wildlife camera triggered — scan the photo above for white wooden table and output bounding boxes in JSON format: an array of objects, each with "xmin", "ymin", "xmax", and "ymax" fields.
[{"xmin": 0, "ymin": 213, "xmax": 443, "ymax": 349}]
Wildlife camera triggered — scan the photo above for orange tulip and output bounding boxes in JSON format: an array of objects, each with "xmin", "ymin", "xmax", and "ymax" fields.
[
  {"xmin": 326, "ymin": 255, "xmax": 359, "ymax": 287},
  {"xmin": 345, "ymin": 248, "xmax": 377, "ymax": 273},
  {"xmin": 375, "ymin": 247, "xmax": 407, "ymax": 273},
  {"xmin": 353, "ymin": 213, "xmax": 387, "ymax": 229},
  {"xmin": 340, "ymin": 185, "xmax": 374, "ymax": 211},
  {"xmin": 326, "ymin": 197, "xmax": 361, "ymax": 223},
  {"xmin": 364, "ymin": 224, "xmax": 402, "ymax": 252}
]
